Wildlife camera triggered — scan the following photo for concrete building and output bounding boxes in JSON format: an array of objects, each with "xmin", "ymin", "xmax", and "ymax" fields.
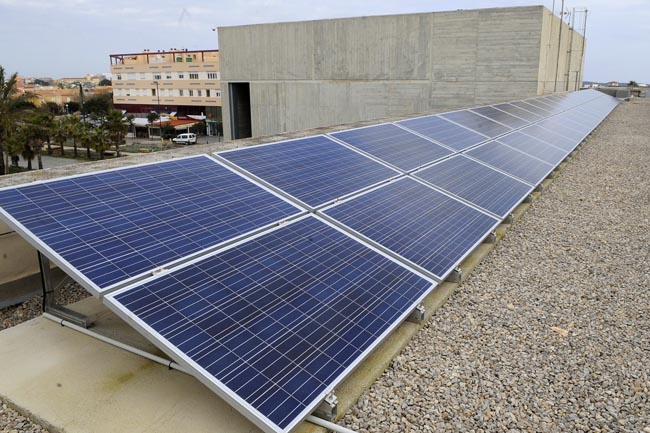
[
  {"xmin": 218, "ymin": 6, "xmax": 586, "ymax": 140},
  {"xmin": 110, "ymin": 49, "xmax": 222, "ymax": 132}
]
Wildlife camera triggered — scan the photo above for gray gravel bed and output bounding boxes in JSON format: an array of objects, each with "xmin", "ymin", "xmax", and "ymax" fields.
[{"xmin": 342, "ymin": 98, "xmax": 650, "ymax": 433}]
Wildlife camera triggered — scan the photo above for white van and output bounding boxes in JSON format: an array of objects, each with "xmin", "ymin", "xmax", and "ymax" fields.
[{"xmin": 172, "ymin": 133, "xmax": 197, "ymax": 145}]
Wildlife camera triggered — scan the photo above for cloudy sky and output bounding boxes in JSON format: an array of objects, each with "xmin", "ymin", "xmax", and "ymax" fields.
[{"xmin": 0, "ymin": 0, "xmax": 647, "ymax": 82}]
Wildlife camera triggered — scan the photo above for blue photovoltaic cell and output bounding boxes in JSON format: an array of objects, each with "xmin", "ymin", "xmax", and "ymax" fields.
[
  {"xmin": 0, "ymin": 156, "xmax": 301, "ymax": 291},
  {"xmin": 510, "ymin": 101, "xmax": 552, "ymax": 117},
  {"xmin": 470, "ymin": 106, "xmax": 529, "ymax": 129},
  {"xmin": 492, "ymin": 103, "xmax": 543, "ymax": 122},
  {"xmin": 466, "ymin": 141, "xmax": 554, "ymax": 185},
  {"xmin": 536, "ymin": 117, "xmax": 588, "ymax": 142},
  {"xmin": 219, "ymin": 136, "xmax": 398, "ymax": 207},
  {"xmin": 108, "ymin": 216, "xmax": 432, "ymax": 432},
  {"xmin": 440, "ymin": 110, "xmax": 511, "ymax": 138},
  {"xmin": 520, "ymin": 124, "xmax": 579, "ymax": 152},
  {"xmin": 496, "ymin": 132, "xmax": 568, "ymax": 166},
  {"xmin": 525, "ymin": 98, "xmax": 561, "ymax": 114},
  {"xmin": 414, "ymin": 155, "xmax": 532, "ymax": 217},
  {"xmin": 330, "ymin": 124, "xmax": 453, "ymax": 171},
  {"xmin": 324, "ymin": 178, "xmax": 498, "ymax": 278},
  {"xmin": 397, "ymin": 115, "xmax": 487, "ymax": 151}
]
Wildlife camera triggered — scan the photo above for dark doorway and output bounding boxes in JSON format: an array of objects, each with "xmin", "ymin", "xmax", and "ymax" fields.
[{"xmin": 229, "ymin": 83, "xmax": 252, "ymax": 139}]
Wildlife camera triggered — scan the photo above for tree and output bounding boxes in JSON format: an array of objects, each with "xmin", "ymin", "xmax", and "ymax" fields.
[
  {"xmin": 78, "ymin": 124, "xmax": 93, "ymax": 159},
  {"xmin": 51, "ymin": 120, "xmax": 67, "ymax": 157},
  {"xmin": 628, "ymin": 80, "xmax": 639, "ymax": 88},
  {"xmin": 63, "ymin": 115, "xmax": 82, "ymax": 158},
  {"xmin": 92, "ymin": 127, "xmax": 110, "ymax": 159},
  {"xmin": 103, "ymin": 109, "xmax": 129, "ymax": 157},
  {"xmin": 147, "ymin": 112, "xmax": 160, "ymax": 124},
  {"xmin": 0, "ymin": 65, "xmax": 34, "ymax": 174},
  {"xmin": 98, "ymin": 78, "xmax": 112, "ymax": 86},
  {"xmin": 83, "ymin": 93, "xmax": 113, "ymax": 118},
  {"xmin": 45, "ymin": 101, "xmax": 63, "ymax": 115},
  {"xmin": 67, "ymin": 101, "xmax": 80, "ymax": 113}
]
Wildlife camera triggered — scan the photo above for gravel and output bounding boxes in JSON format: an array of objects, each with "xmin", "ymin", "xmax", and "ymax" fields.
[{"xmin": 342, "ymin": 98, "xmax": 650, "ymax": 432}]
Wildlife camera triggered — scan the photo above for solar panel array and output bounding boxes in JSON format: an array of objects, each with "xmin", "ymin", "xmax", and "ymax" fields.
[{"xmin": 0, "ymin": 89, "xmax": 619, "ymax": 433}]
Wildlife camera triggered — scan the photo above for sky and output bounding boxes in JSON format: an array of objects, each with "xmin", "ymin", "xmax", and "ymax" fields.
[{"xmin": 0, "ymin": 0, "xmax": 648, "ymax": 83}]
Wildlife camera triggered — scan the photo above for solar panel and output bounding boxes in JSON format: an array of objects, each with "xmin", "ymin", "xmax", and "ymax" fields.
[
  {"xmin": 519, "ymin": 124, "xmax": 578, "ymax": 153},
  {"xmin": 537, "ymin": 117, "xmax": 591, "ymax": 142},
  {"xmin": 510, "ymin": 101, "xmax": 552, "ymax": 117},
  {"xmin": 106, "ymin": 215, "xmax": 434, "ymax": 433},
  {"xmin": 440, "ymin": 110, "xmax": 512, "ymax": 138},
  {"xmin": 397, "ymin": 115, "xmax": 487, "ymax": 151},
  {"xmin": 323, "ymin": 177, "xmax": 499, "ymax": 279},
  {"xmin": 0, "ymin": 156, "xmax": 302, "ymax": 294},
  {"xmin": 470, "ymin": 106, "xmax": 529, "ymax": 129},
  {"xmin": 414, "ymin": 155, "xmax": 532, "ymax": 218},
  {"xmin": 525, "ymin": 98, "xmax": 561, "ymax": 114},
  {"xmin": 496, "ymin": 131, "xmax": 568, "ymax": 166},
  {"xmin": 330, "ymin": 124, "xmax": 453, "ymax": 171},
  {"xmin": 465, "ymin": 141, "xmax": 555, "ymax": 186},
  {"xmin": 492, "ymin": 103, "xmax": 543, "ymax": 122},
  {"xmin": 217, "ymin": 136, "xmax": 398, "ymax": 208}
]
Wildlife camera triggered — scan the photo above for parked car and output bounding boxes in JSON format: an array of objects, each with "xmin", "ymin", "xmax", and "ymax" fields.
[{"xmin": 172, "ymin": 133, "xmax": 197, "ymax": 144}]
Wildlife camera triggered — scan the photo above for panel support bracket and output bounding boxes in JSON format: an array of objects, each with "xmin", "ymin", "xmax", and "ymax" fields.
[
  {"xmin": 523, "ymin": 194, "xmax": 533, "ymax": 203},
  {"xmin": 534, "ymin": 184, "xmax": 544, "ymax": 193},
  {"xmin": 313, "ymin": 393, "xmax": 338, "ymax": 421},
  {"xmin": 503, "ymin": 213, "xmax": 515, "ymax": 224},
  {"xmin": 483, "ymin": 231, "xmax": 497, "ymax": 244},
  {"xmin": 446, "ymin": 267, "xmax": 462, "ymax": 283},
  {"xmin": 39, "ymin": 251, "xmax": 93, "ymax": 329},
  {"xmin": 406, "ymin": 303, "xmax": 426, "ymax": 324}
]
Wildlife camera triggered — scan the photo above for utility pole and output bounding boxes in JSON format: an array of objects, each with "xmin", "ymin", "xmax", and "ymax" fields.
[
  {"xmin": 577, "ymin": 10, "xmax": 589, "ymax": 91},
  {"xmin": 554, "ymin": 0, "xmax": 565, "ymax": 92},
  {"xmin": 153, "ymin": 81, "xmax": 161, "ymax": 143},
  {"xmin": 565, "ymin": 8, "xmax": 575, "ymax": 92}
]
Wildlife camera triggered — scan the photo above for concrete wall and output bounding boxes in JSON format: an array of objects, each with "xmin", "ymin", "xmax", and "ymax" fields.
[
  {"xmin": 538, "ymin": 8, "xmax": 586, "ymax": 94},
  {"xmin": 219, "ymin": 6, "xmax": 590, "ymax": 140}
]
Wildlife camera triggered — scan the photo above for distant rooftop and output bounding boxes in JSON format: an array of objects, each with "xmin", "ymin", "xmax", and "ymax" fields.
[{"xmin": 109, "ymin": 49, "xmax": 219, "ymax": 66}]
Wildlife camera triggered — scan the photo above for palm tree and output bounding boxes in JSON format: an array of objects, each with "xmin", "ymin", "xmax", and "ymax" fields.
[
  {"xmin": 0, "ymin": 65, "xmax": 33, "ymax": 175},
  {"xmin": 51, "ymin": 120, "xmax": 67, "ymax": 157},
  {"xmin": 78, "ymin": 124, "xmax": 93, "ymax": 159},
  {"xmin": 64, "ymin": 115, "xmax": 81, "ymax": 158},
  {"xmin": 93, "ymin": 127, "xmax": 109, "ymax": 159},
  {"xmin": 104, "ymin": 109, "xmax": 129, "ymax": 157}
]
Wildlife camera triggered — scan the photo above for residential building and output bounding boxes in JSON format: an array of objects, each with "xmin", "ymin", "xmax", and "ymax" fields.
[
  {"xmin": 110, "ymin": 49, "xmax": 221, "ymax": 133},
  {"xmin": 218, "ymin": 6, "xmax": 586, "ymax": 140}
]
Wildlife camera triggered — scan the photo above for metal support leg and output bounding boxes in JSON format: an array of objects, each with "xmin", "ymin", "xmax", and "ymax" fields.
[
  {"xmin": 38, "ymin": 251, "xmax": 92, "ymax": 328},
  {"xmin": 313, "ymin": 393, "xmax": 338, "ymax": 421},
  {"xmin": 483, "ymin": 231, "xmax": 497, "ymax": 244},
  {"xmin": 446, "ymin": 267, "xmax": 462, "ymax": 283},
  {"xmin": 523, "ymin": 194, "xmax": 533, "ymax": 203},
  {"xmin": 503, "ymin": 213, "xmax": 515, "ymax": 224},
  {"xmin": 406, "ymin": 303, "xmax": 425, "ymax": 324}
]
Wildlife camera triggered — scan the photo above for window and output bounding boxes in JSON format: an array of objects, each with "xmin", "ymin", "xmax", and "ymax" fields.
[
  {"xmin": 207, "ymin": 72, "xmax": 218, "ymax": 80},
  {"xmin": 116, "ymin": 74, "xmax": 122, "ymax": 80},
  {"xmin": 179, "ymin": 89, "xmax": 184, "ymax": 96},
  {"xmin": 215, "ymin": 90, "xmax": 221, "ymax": 97},
  {"xmin": 206, "ymin": 90, "xmax": 211, "ymax": 97},
  {"xmin": 189, "ymin": 73, "xmax": 199, "ymax": 80},
  {"xmin": 152, "ymin": 88, "xmax": 156, "ymax": 96},
  {"xmin": 153, "ymin": 74, "xmax": 162, "ymax": 80},
  {"xmin": 197, "ymin": 90, "xmax": 202, "ymax": 97},
  {"xmin": 139, "ymin": 72, "xmax": 146, "ymax": 79},
  {"xmin": 178, "ymin": 73, "xmax": 184, "ymax": 79},
  {"xmin": 189, "ymin": 89, "xmax": 194, "ymax": 96},
  {"xmin": 166, "ymin": 73, "xmax": 172, "ymax": 79}
]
